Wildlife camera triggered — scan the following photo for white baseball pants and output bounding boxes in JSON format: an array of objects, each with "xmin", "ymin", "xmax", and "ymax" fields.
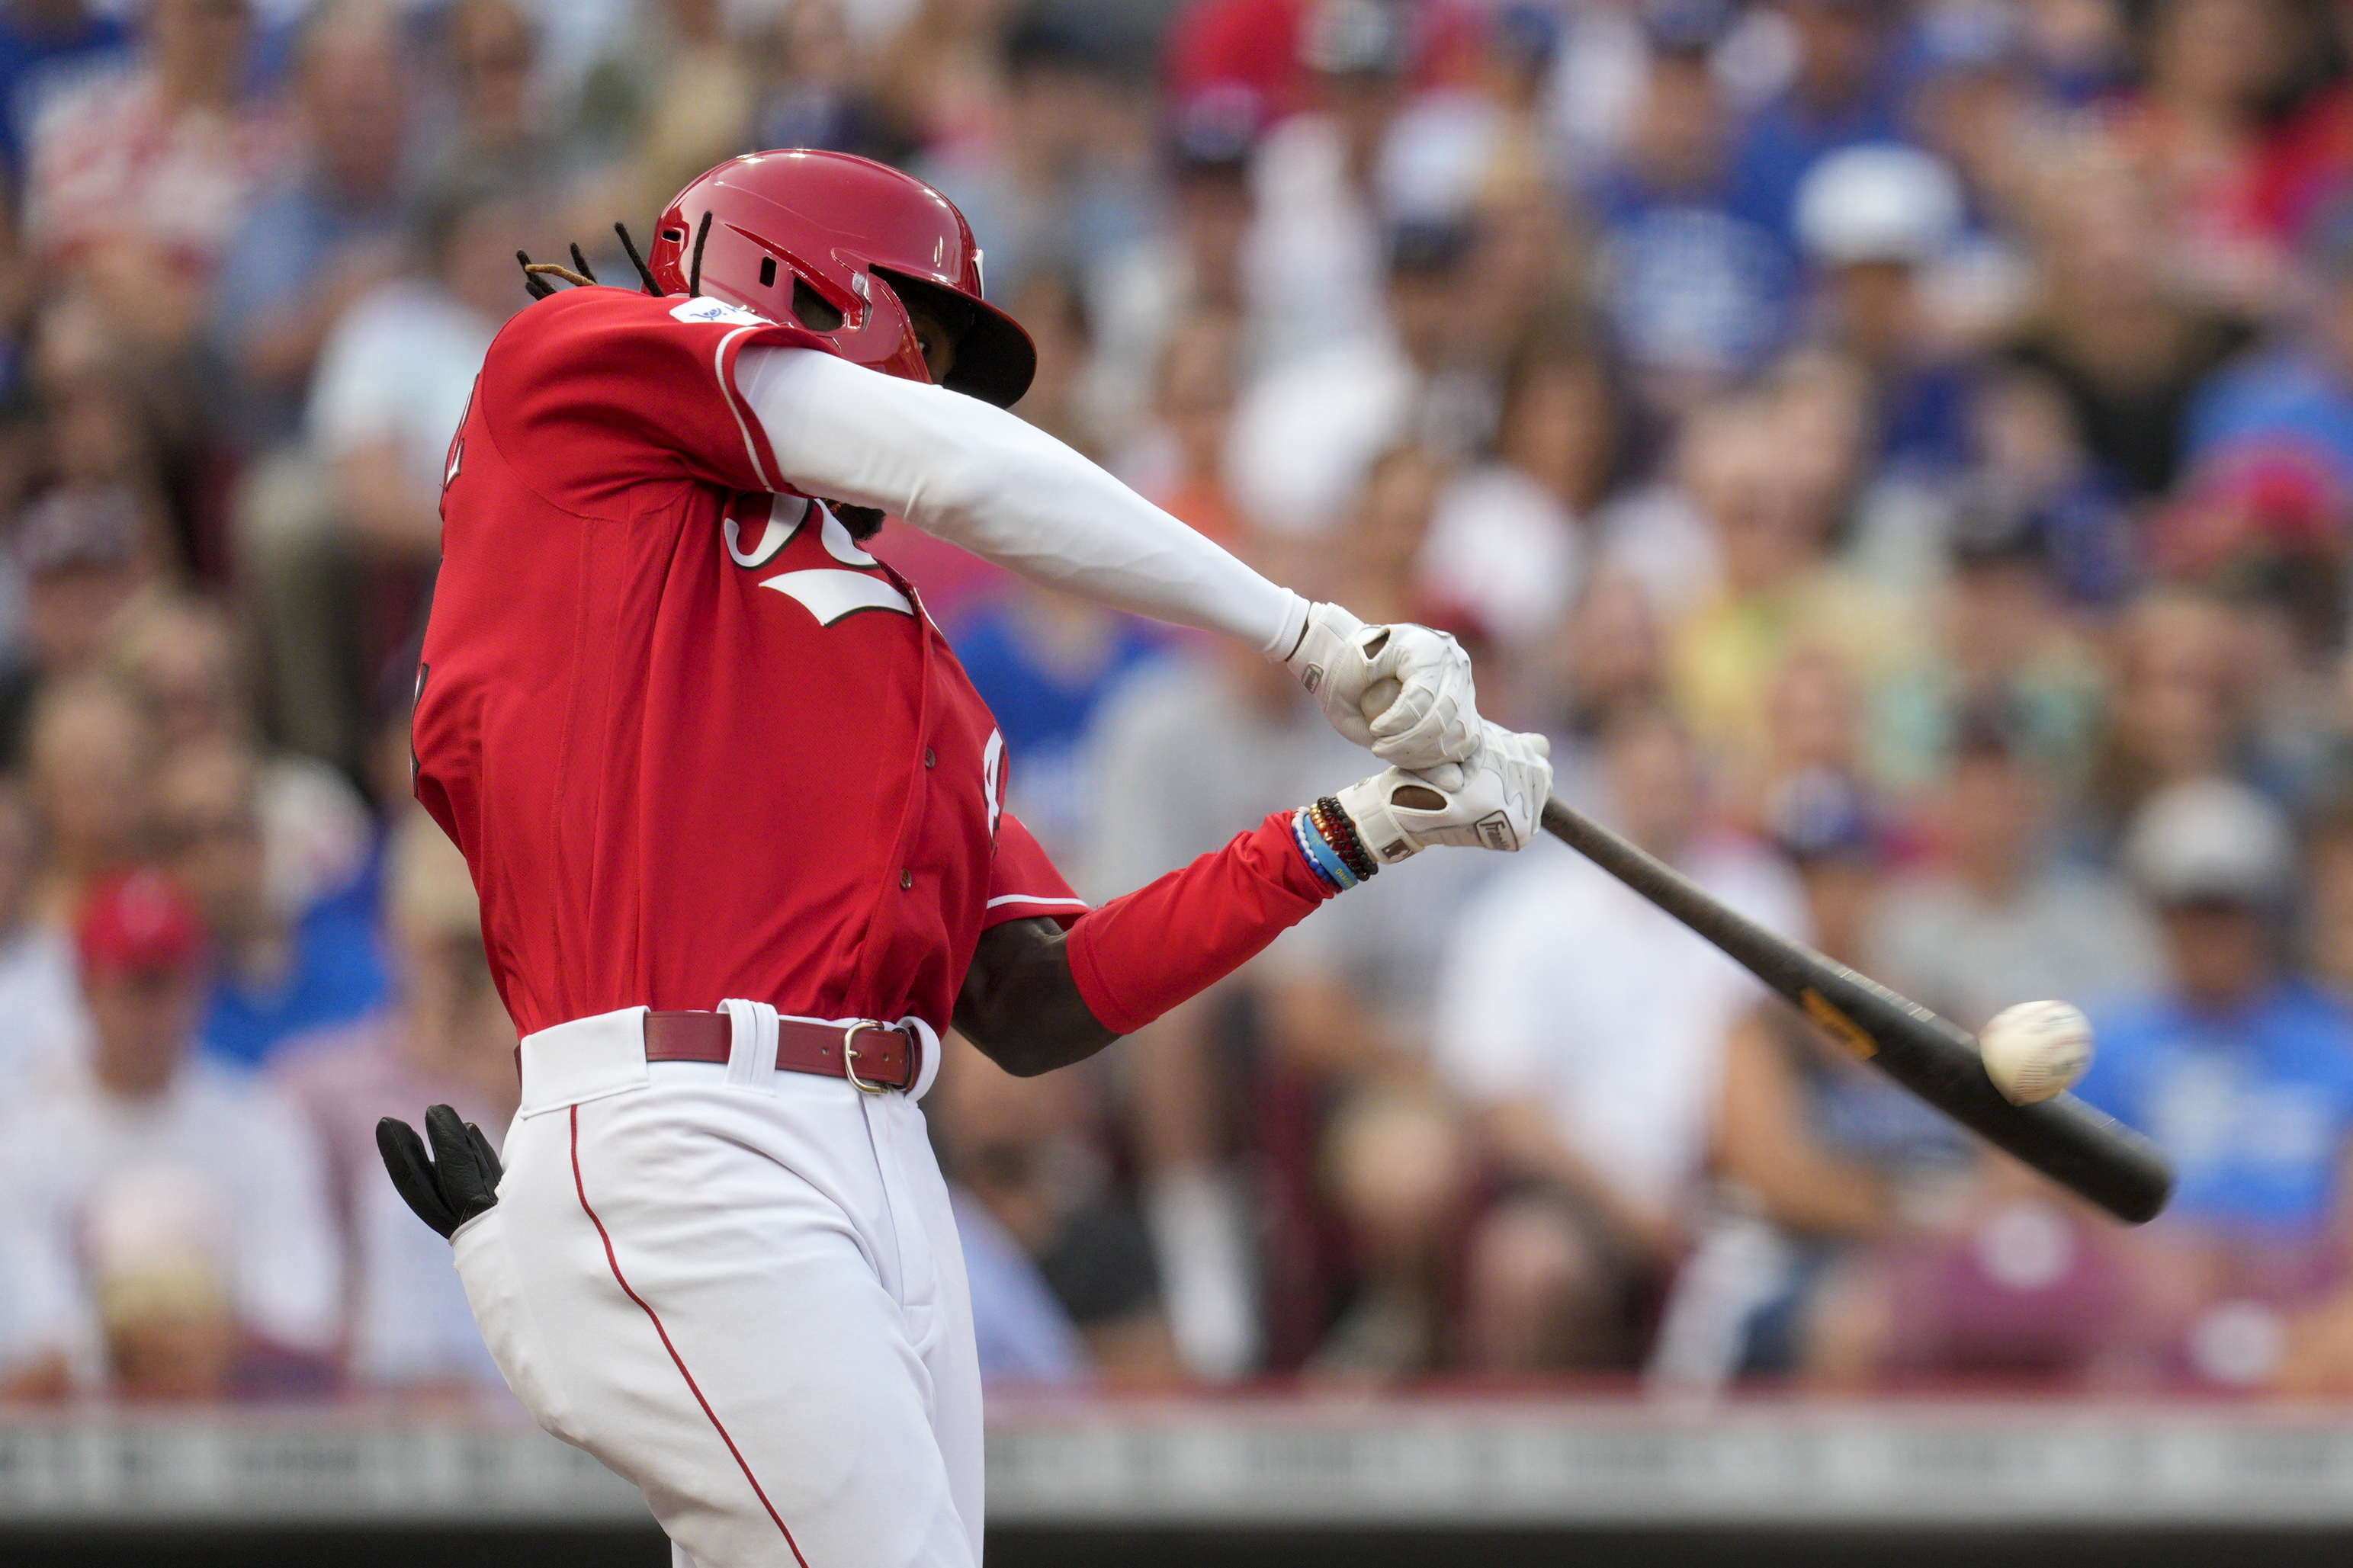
[{"xmin": 452, "ymin": 1003, "xmax": 981, "ymax": 1568}]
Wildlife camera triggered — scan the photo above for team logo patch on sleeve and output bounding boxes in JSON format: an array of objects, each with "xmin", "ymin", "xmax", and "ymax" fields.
[{"xmin": 672, "ymin": 297, "xmax": 772, "ymax": 328}]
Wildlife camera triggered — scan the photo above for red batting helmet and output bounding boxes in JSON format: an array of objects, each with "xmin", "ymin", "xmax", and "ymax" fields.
[{"xmin": 648, "ymin": 150, "xmax": 1036, "ymax": 409}]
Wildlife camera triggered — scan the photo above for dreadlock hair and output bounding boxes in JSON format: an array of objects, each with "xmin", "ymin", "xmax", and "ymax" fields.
[{"xmin": 516, "ymin": 220, "xmax": 682, "ymax": 302}]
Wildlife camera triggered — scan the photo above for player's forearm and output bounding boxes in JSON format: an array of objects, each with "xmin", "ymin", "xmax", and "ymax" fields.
[
  {"xmin": 1064, "ymin": 811, "xmax": 1337, "ymax": 1036},
  {"xmin": 734, "ymin": 345, "xmax": 1308, "ymax": 655},
  {"xmin": 955, "ymin": 810, "xmax": 1340, "ymax": 1076}
]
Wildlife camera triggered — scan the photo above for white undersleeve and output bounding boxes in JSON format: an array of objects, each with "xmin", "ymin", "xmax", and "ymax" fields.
[{"xmin": 734, "ymin": 345, "xmax": 1308, "ymax": 656}]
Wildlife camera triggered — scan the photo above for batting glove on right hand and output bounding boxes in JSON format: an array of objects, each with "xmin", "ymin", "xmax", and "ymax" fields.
[
  {"xmin": 1337, "ymin": 720, "xmax": 1552, "ymax": 864},
  {"xmin": 377, "ymin": 1104, "xmax": 502, "ymax": 1241}
]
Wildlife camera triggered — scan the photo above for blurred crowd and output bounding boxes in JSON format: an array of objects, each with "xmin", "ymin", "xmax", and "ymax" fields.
[{"xmin": 3, "ymin": 0, "xmax": 2353, "ymax": 1404}]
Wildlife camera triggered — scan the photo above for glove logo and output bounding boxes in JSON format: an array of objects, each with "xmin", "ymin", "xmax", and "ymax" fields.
[{"xmin": 1475, "ymin": 811, "xmax": 1512, "ymax": 851}]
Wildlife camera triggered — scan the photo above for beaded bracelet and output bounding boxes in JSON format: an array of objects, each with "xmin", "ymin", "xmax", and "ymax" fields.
[
  {"xmin": 1310, "ymin": 795, "xmax": 1381, "ymax": 882},
  {"xmin": 1292, "ymin": 806, "xmax": 1359, "ymax": 891}
]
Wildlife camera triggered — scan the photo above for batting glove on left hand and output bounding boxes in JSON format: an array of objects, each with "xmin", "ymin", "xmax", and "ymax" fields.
[
  {"xmin": 1285, "ymin": 602, "xmax": 1478, "ymax": 770},
  {"xmin": 377, "ymin": 1104, "xmax": 503, "ymax": 1241},
  {"xmin": 1337, "ymin": 720, "xmax": 1552, "ymax": 864}
]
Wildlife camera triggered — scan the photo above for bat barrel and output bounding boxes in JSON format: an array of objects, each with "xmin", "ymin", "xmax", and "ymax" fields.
[
  {"xmin": 1804, "ymin": 964, "xmax": 2175, "ymax": 1225},
  {"xmin": 1538, "ymin": 799, "xmax": 2174, "ymax": 1226}
]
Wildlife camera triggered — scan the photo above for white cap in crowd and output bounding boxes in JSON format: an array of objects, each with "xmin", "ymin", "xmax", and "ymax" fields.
[
  {"xmin": 2122, "ymin": 776, "xmax": 2296, "ymax": 908},
  {"xmin": 1794, "ymin": 143, "xmax": 1965, "ymax": 267}
]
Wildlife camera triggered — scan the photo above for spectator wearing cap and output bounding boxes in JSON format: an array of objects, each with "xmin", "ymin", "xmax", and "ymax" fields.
[
  {"xmin": 271, "ymin": 811, "xmax": 513, "ymax": 1390},
  {"xmin": 1871, "ymin": 717, "xmax": 2159, "ymax": 1034},
  {"xmin": 0, "ymin": 867, "xmax": 339, "ymax": 1396},
  {"xmin": 1581, "ymin": 2, "xmax": 1796, "ymax": 414},
  {"xmin": 2074, "ymin": 777, "xmax": 2353, "ymax": 1388},
  {"xmin": 1793, "ymin": 143, "xmax": 1975, "ymax": 470},
  {"xmin": 0, "ymin": 483, "xmax": 158, "ymax": 764},
  {"xmin": 1167, "ymin": 85, "xmax": 1263, "ymax": 321},
  {"xmin": 156, "ymin": 737, "xmax": 388, "ymax": 1069}
]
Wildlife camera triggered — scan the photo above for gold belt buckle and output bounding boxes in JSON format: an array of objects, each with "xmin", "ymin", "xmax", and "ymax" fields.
[{"xmin": 842, "ymin": 1021, "xmax": 897, "ymax": 1094}]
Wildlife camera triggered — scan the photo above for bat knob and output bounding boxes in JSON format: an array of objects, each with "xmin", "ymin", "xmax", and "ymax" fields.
[{"xmin": 1361, "ymin": 676, "xmax": 1402, "ymax": 725}]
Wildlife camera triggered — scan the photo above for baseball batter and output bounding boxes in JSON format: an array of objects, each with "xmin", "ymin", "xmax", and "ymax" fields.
[{"xmin": 377, "ymin": 151, "xmax": 1551, "ymax": 1568}]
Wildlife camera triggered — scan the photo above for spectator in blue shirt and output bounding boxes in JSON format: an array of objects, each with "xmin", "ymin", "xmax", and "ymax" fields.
[
  {"xmin": 2077, "ymin": 776, "xmax": 2353, "ymax": 1385},
  {"xmin": 1585, "ymin": 15, "xmax": 1797, "ymax": 415},
  {"xmin": 1793, "ymin": 143, "xmax": 1976, "ymax": 471},
  {"xmin": 156, "ymin": 737, "xmax": 387, "ymax": 1070},
  {"xmin": 1725, "ymin": 0, "xmax": 1913, "ymax": 243}
]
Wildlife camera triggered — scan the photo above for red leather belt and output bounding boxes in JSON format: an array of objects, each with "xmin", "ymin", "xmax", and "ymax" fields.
[{"xmin": 640, "ymin": 1010, "xmax": 920, "ymax": 1092}]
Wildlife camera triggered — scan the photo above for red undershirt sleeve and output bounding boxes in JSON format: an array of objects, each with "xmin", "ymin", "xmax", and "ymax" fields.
[{"xmin": 1064, "ymin": 810, "xmax": 1337, "ymax": 1035}]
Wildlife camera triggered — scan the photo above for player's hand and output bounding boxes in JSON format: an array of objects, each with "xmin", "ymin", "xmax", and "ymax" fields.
[
  {"xmin": 377, "ymin": 1104, "xmax": 503, "ymax": 1240},
  {"xmin": 1335, "ymin": 720, "xmax": 1551, "ymax": 862},
  {"xmin": 1285, "ymin": 602, "xmax": 1478, "ymax": 769}
]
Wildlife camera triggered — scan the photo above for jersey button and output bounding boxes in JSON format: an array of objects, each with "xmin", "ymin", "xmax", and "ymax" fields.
[
  {"xmin": 923, "ymin": 748, "xmax": 936, "ymax": 768},
  {"xmin": 900, "ymin": 869, "xmax": 913, "ymax": 890}
]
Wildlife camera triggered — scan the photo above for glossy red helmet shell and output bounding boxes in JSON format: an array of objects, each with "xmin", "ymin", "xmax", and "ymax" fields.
[{"xmin": 649, "ymin": 149, "xmax": 1036, "ymax": 408}]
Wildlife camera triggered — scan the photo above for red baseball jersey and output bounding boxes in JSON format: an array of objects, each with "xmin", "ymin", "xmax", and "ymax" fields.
[{"xmin": 412, "ymin": 286, "xmax": 1084, "ymax": 1039}]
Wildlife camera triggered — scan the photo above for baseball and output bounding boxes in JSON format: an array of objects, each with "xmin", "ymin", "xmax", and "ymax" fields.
[{"xmin": 1978, "ymin": 1000, "xmax": 2095, "ymax": 1105}]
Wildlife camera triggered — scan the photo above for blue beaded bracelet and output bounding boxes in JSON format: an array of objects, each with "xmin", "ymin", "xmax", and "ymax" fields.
[{"xmin": 1292, "ymin": 806, "xmax": 1358, "ymax": 890}]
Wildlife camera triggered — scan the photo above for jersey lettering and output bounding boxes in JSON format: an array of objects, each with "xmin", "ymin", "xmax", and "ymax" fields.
[
  {"xmin": 759, "ymin": 570, "xmax": 913, "ymax": 624},
  {"xmin": 725, "ymin": 495, "xmax": 913, "ymax": 623},
  {"xmin": 725, "ymin": 493, "xmax": 807, "ymax": 568},
  {"xmin": 982, "ymin": 727, "xmax": 1004, "ymax": 842}
]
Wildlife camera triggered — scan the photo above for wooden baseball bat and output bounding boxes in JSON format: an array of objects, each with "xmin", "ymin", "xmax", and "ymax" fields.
[{"xmin": 1538, "ymin": 796, "xmax": 2175, "ymax": 1225}]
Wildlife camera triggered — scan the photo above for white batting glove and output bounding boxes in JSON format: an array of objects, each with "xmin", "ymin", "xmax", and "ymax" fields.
[
  {"xmin": 1284, "ymin": 602, "xmax": 1478, "ymax": 769},
  {"xmin": 1335, "ymin": 721, "xmax": 1552, "ymax": 864}
]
